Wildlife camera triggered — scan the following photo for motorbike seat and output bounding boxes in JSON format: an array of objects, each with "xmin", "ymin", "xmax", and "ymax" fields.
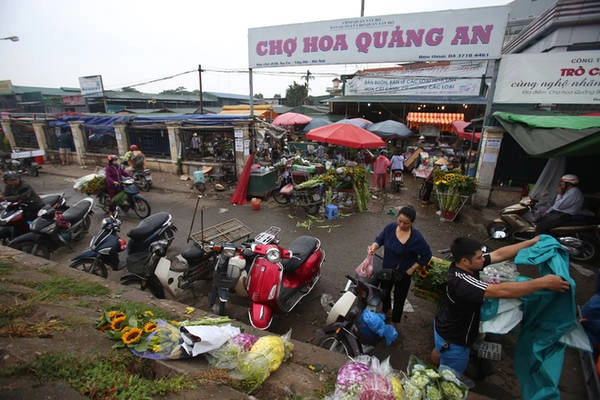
[
  {"xmin": 41, "ymin": 194, "xmax": 61, "ymax": 206},
  {"xmin": 61, "ymin": 199, "xmax": 91, "ymax": 223},
  {"xmin": 281, "ymin": 235, "xmax": 320, "ymax": 273},
  {"xmin": 128, "ymin": 212, "xmax": 170, "ymax": 239},
  {"xmin": 550, "ymin": 214, "xmax": 600, "ymax": 233},
  {"xmin": 181, "ymin": 242, "xmax": 206, "ymax": 264}
]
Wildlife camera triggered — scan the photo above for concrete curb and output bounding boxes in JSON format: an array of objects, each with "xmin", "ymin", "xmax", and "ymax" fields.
[{"xmin": 0, "ymin": 245, "xmax": 348, "ymax": 399}]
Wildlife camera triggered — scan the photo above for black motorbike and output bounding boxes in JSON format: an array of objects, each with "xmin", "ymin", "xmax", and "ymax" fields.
[
  {"xmin": 132, "ymin": 168, "xmax": 152, "ymax": 192},
  {"xmin": 9, "ymin": 197, "xmax": 94, "ymax": 259},
  {"xmin": 119, "ymin": 212, "xmax": 177, "ymax": 298},
  {"xmin": 487, "ymin": 197, "xmax": 600, "ymax": 262},
  {"xmin": 0, "ymin": 193, "xmax": 67, "ymax": 244},
  {"xmin": 96, "ymin": 177, "xmax": 151, "ymax": 219},
  {"xmin": 69, "ymin": 211, "xmax": 128, "ymax": 278}
]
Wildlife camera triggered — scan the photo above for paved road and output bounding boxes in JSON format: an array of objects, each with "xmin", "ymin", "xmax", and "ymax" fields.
[{"xmin": 15, "ymin": 169, "xmax": 593, "ymax": 400}]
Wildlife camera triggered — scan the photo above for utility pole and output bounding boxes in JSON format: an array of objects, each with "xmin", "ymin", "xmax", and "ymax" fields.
[
  {"xmin": 360, "ymin": 0, "xmax": 364, "ymax": 16},
  {"xmin": 198, "ymin": 64, "xmax": 204, "ymax": 114}
]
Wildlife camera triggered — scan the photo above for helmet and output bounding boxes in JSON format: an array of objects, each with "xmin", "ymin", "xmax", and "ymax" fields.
[
  {"xmin": 560, "ymin": 174, "xmax": 579, "ymax": 185},
  {"xmin": 107, "ymin": 155, "xmax": 119, "ymax": 164},
  {"xmin": 3, "ymin": 171, "xmax": 20, "ymax": 181},
  {"xmin": 130, "ymin": 144, "xmax": 138, "ymax": 151}
]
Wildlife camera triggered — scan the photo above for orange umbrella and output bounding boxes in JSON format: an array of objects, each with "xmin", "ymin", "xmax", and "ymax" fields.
[{"xmin": 306, "ymin": 123, "xmax": 385, "ymax": 149}]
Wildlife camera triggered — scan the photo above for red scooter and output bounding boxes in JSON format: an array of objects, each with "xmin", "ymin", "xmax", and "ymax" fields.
[{"xmin": 245, "ymin": 235, "xmax": 325, "ymax": 330}]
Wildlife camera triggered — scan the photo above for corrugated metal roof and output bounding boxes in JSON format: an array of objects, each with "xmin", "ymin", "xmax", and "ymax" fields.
[{"xmin": 12, "ymin": 85, "xmax": 81, "ymax": 96}]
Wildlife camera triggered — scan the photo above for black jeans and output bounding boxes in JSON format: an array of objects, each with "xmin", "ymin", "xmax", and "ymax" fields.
[
  {"xmin": 536, "ymin": 211, "xmax": 571, "ymax": 234},
  {"xmin": 380, "ymin": 271, "xmax": 412, "ymax": 324}
]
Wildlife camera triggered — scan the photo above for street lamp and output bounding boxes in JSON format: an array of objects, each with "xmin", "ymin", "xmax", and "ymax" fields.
[{"xmin": 1, "ymin": 36, "xmax": 19, "ymax": 42}]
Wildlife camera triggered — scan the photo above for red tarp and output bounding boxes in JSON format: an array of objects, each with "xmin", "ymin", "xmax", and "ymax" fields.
[
  {"xmin": 306, "ymin": 123, "xmax": 385, "ymax": 149},
  {"xmin": 230, "ymin": 153, "xmax": 254, "ymax": 205}
]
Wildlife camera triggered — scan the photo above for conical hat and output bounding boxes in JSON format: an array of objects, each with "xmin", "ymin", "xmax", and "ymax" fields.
[{"xmin": 434, "ymin": 157, "xmax": 450, "ymax": 166}]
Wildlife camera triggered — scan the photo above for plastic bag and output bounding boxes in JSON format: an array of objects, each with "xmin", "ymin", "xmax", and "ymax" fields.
[{"xmin": 356, "ymin": 254, "xmax": 374, "ymax": 278}]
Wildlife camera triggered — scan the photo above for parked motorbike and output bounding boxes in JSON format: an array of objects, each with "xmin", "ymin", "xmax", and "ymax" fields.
[
  {"xmin": 0, "ymin": 193, "xmax": 67, "ymax": 244},
  {"xmin": 68, "ymin": 211, "xmax": 128, "ymax": 278},
  {"xmin": 132, "ymin": 168, "xmax": 152, "ymax": 192},
  {"xmin": 119, "ymin": 212, "xmax": 177, "ymax": 298},
  {"xmin": 391, "ymin": 169, "xmax": 404, "ymax": 192},
  {"xmin": 96, "ymin": 177, "xmax": 151, "ymax": 219},
  {"xmin": 8, "ymin": 197, "xmax": 94, "ymax": 259},
  {"xmin": 271, "ymin": 170, "xmax": 323, "ymax": 215},
  {"xmin": 486, "ymin": 196, "xmax": 600, "ymax": 262},
  {"xmin": 316, "ymin": 269, "xmax": 385, "ymax": 357},
  {"xmin": 245, "ymin": 234, "xmax": 325, "ymax": 330},
  {"xmin": 206, "ymin": 226, "xmax": 282, "ymax": 315},
  {"xmin": 4, "ymin": 155, "xmax": 41, "ymax": 177}
]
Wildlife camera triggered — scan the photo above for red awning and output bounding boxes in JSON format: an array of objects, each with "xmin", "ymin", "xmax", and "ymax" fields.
[{"xmin": 451, "ymin": 120, "xmax": 481, "ymax": 143}]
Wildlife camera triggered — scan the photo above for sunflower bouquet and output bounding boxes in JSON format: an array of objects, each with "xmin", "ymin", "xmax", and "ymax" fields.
[
  {"xmin": 433, "ymin": 167, "xmax": 477, "ymax": 221},
  {"xmin": 74, "ymin": 173, "xmax": 107, "ymax": 195},
  {"xmin": 412, "ymin": 257, "xmax": 452, "ymax": 306},
  {"xmin": 97, "ymin": 305, "xmax": 185, "ymax": 359}
]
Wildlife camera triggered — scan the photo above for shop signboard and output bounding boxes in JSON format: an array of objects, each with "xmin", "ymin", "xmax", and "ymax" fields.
[
  {"xmin": 494, "ymin": 50, "xmax": 600, "ymax": 104},
  {"xmin": 345, "ymin": 61, "xmax": 486, "ymax": 96},
  {"xmin": 0, "ymin": 80, "xmax": 13, "ymax": 95},
  {"xmin": 78, "ymin": 75, "xmax": 104, "ymax": 98},
  {"xmin": 248, "ymin": 6, "xmax": 508, "ymax": 68}
]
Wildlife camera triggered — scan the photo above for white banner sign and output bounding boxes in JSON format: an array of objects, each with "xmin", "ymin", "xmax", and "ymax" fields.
[
  {"xmin": 78, "ymin": 75, "xmax": 104, "ymax": 98},
  {"xmin": 494, "ymin": 51, "xmax": 600, "ymax": 104},
  {"xmin": 346, "ymin": 61, "xmax": 486, "ymax": 96},
  {"xmin": 248, "ymin": 6, "xmax": 508, "ymax": 68}
]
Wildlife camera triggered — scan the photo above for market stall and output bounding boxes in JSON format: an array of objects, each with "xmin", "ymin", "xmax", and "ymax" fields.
[{"xmin": 406, "ymin": 112, "xmax": 465, "ymax": 133}]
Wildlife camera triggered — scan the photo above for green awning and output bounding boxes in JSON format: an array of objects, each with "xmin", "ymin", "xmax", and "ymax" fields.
[{"xmin": 492, "ymin": 112, "xmax": 600, "ymax": 157}]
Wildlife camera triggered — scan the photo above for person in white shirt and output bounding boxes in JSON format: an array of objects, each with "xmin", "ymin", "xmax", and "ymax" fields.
[{"xmin": 536, "ymin": 174, "xmax": 584, "ymax": 233}]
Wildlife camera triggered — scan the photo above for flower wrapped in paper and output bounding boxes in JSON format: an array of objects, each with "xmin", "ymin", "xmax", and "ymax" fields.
[
  {"xmin": 73, "ymin": 173, "xmax": 106, "ymax": 195},
  {"xmin": 412, "ymin": 257, "xmax": 451, "ymax": 306}
]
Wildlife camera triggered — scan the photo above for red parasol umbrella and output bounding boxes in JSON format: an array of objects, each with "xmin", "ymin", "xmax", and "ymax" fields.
[
  {"xmin": 451, "ymin": 120, "xmax": 481, "ymax": 143},
  {"xmin": 306, "ymin": 123, "xmax": 385, "ymax": 149},
  {"xmin": 272, "ymin": 112, "xmax": 313, "ymax": 127}
]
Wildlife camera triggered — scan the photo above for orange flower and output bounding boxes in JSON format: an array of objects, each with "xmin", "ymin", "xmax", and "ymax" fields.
[
  {"xmin": 144, "ymin": 322, "xmax": 157, "ymax": 333},
  {"xmin": 122, "ymin": 328, "xmax": 143, "ymax": 345},
  {"xmin": 111, "ymin": 316, "xmax": 126, "ymax": 331}
]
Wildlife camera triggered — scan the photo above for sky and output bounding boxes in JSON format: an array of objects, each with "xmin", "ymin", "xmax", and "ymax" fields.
[{"xmin": 0, "ymin": 0, "xmax": 511, "ymax": 98}]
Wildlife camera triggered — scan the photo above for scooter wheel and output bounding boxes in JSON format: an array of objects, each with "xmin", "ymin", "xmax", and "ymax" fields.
[
  {"xmin": 70, "ymin": 258, "xmax": 108, "ymax": 279},
  {"xmin": 10, "ymin": 241, "xmax": 50, "ymax": 259},
  {"xmin": 316, "ymin": 333, "xmax": 356, "ymax": 357},
  {"xmin": 133, "ymin": 198, "xmax": 151, "ymax": 219}
]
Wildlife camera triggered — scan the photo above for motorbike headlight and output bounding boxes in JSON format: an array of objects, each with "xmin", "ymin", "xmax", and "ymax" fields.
[
  {"xmin": 222, "ymin": 246, "xmax": 237, "ymax": 258},
  {"xmin": 265, "ymin": 247, "xmax": 281, "ymax": 263}
]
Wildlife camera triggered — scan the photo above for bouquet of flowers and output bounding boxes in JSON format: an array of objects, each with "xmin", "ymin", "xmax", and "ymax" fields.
[
  {"xmin": 74, "ymin": 173, "xmax": 106, "ymax": 195},
  {"xmin": 412, "ymin": 257, "xmax": 451, "ymax": 306},
  {"xmin": 433, "ymin": 168, "xmax": 477, "ymax": 221},
  {"xmin": 403, "ymin": 357, "xmax": 468, "ymax": 400}
]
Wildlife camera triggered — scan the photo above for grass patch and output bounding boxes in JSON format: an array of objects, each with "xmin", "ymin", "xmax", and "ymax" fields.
[
  {"xmin": 8, "ymin": 276, "xmax": 110, "ymax": 300},
  {"xmin": 0, "ymin": 351, "xmax": 198, "ymax": 399}
]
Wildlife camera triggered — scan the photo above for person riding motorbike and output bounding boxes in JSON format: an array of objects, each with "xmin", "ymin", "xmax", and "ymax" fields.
[
  {"xmin": 536, "ymin": 174, "xmax": 584, "ymax": 234},
  {"xmin": 0, "ymin": 171, "xmax": 44, "ymax": 221},
  {"xmin": 122, "ymin": 144, "xmax": 146, "ymax": 173},
  {"xmin": 105, "ymin": 155, "xmax": 131, "ymax": 212}
]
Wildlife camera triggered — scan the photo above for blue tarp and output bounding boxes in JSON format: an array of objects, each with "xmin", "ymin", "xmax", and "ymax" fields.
[
  {"xmin": 131, "ymin": 114, "xmax": 249, "ymax": 126},
  {"xmin": 49, "ymin": 115, "xmax": 132, "ymax": 135}
]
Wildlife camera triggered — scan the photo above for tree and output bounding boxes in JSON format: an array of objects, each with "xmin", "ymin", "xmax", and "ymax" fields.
[
  {"xmin": 254, "ymin": 93, "xmax": 264, "ymax": 99},
  {"xmin": 121, "ymin": 86, "xmax": 140, "ymax": 92},
  {"xmin": 159, "ymin": 87, "xmax": 190, "ymax": 95},
  {"xmin": 285, "ymin": 81, "xmax": 308, "ymax": 107},
  {"xmin": 302, "ymin": 70, "xmax": 314, "ymax": 93}
]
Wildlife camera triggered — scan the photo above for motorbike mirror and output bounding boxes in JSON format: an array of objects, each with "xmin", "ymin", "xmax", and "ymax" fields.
[{"xmin": 492, "ymin": 231, "xmax": 506, "ymax": 239}]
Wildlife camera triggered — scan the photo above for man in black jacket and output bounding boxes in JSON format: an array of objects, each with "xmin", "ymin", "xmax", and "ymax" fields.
[{"xmin": 0, "ymin": 171, "xmax": 44, "ymax": 221}]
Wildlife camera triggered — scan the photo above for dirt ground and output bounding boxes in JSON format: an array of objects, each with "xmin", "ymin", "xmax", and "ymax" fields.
[{"xmin": 1, "ymin": 168, "xmax": 597, "ymax": 399}]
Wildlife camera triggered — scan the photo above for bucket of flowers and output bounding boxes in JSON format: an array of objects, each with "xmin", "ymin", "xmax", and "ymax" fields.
[
  {"xmin": 412, "ymin": 257, "xmax": 452, "ymax": 307},
  {"xmin": 433, "ymin": 167, "xmax": 477, "ymax": 222}
]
